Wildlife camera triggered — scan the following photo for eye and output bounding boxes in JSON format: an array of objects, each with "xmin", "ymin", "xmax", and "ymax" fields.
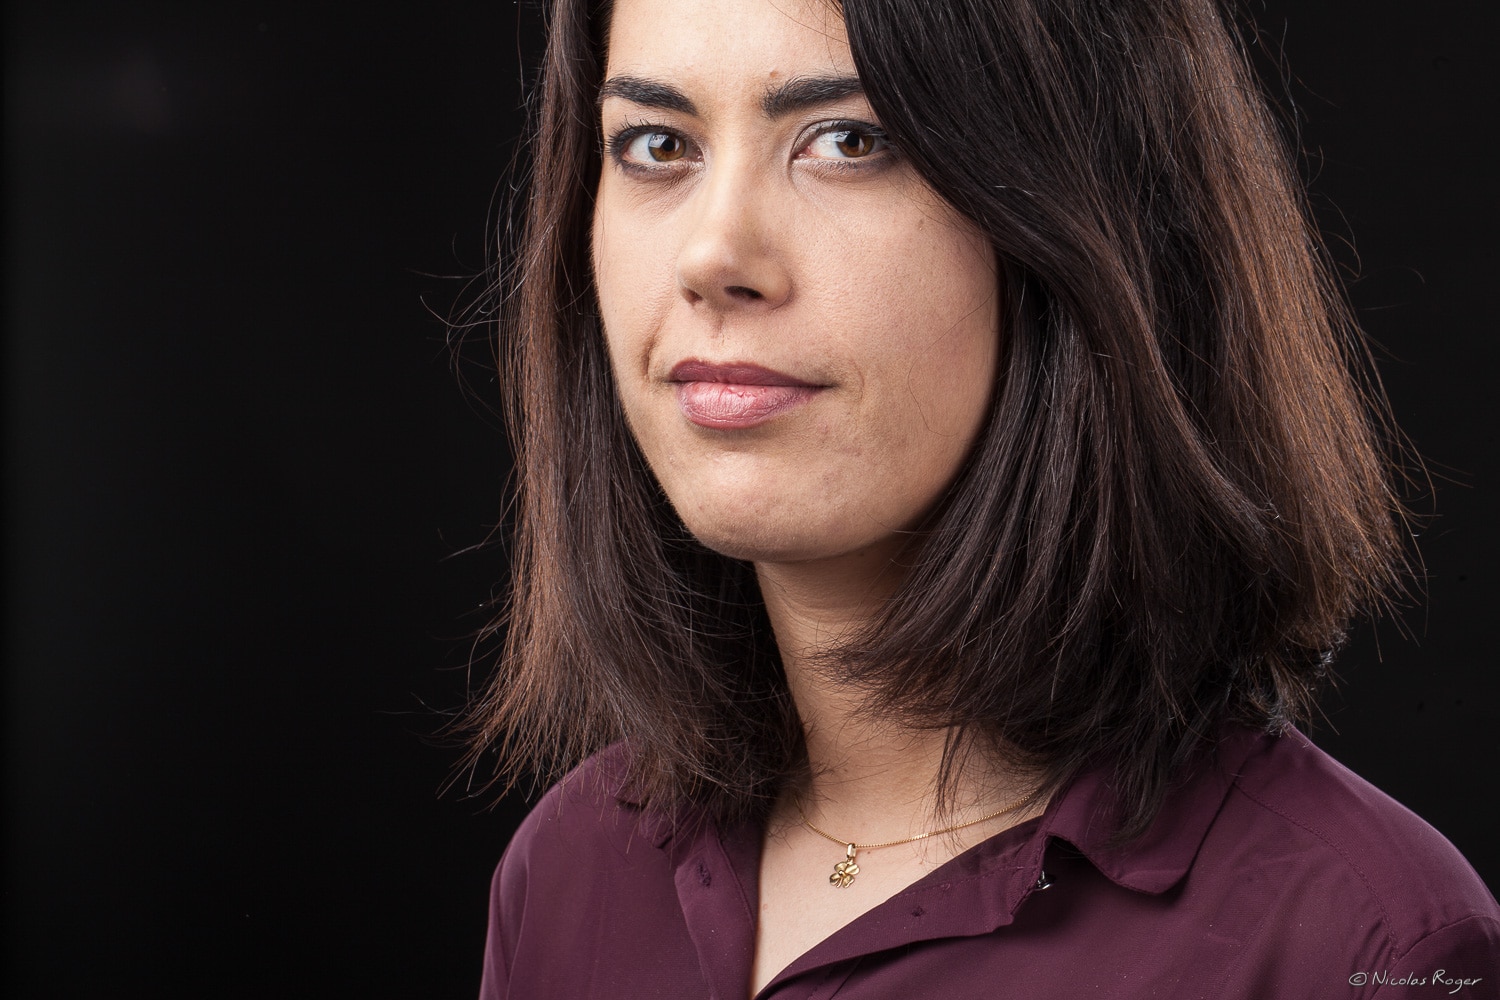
[
  {"xmin": 800, "ymin": 122, "xmax": 890, "ymax": 162},
  {"xmin": 613, "ymin": 127, "xmax": 693, "ymax": 166}
]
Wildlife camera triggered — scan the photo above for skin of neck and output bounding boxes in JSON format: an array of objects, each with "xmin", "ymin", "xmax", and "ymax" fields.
[{"xmin": 754, "ymin": 543, "xmax": 1034, "ymax": 842}]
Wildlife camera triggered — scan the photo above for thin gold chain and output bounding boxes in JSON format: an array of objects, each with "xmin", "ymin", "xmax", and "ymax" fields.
[{"xmin": 792, "ymin": 791, "xmax": 1032, "ymax": 851}]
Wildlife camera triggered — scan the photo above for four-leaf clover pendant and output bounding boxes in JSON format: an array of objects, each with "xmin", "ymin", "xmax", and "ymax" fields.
[{"xmin": 829, "ymin": 843, "xmax": 860, "ymax": 888}]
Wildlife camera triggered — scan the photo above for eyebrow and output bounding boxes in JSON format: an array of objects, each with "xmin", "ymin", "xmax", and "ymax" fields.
[
  {"xmin": 596, "ymin": 73, "xmax": 866, "ymax": 120},
  {"xmin": 597, "ymin": 76, "xmax": 698, "ymax": 115},
  {"xmin": 761, "ymin": 74, "xmax": 865, "ymax": 118}
]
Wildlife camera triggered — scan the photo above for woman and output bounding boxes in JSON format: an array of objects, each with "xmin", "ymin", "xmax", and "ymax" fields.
[{"xmin": 466, "ymin": 0, "xmax": 1499, "ymax": 996}]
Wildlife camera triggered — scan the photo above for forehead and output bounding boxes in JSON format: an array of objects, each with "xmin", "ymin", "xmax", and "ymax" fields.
[{"xmin": 604, "ymin": 0, "xmax": 853, "ymax": 87}]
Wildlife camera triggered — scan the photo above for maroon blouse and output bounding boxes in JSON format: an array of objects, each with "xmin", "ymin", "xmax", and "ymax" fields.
[{"xmin": 479, "ymin": 726, "xmax": 1498, "ymax": 998}]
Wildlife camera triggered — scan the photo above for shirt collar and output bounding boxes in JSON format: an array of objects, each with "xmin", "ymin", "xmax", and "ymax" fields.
[
  {"xmin": 1037, "ymin": 723, "xmax": 1271, "ymax": 894},
  {"xmin": 611, "ymin": 724, "xmax": 1274, "ymax": 996},
  {"xmin": 608, "ymin": 722, "xmax": 1274, "ymax": 894}
]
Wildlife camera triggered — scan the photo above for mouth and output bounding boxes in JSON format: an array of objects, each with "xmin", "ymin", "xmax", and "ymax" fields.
[{"xmin": 668, "ymin": 359, "xmax": 823, "ymax": 430}]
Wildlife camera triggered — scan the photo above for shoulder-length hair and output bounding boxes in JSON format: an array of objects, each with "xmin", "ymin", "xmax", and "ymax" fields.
[{"xmin": 462, "ymin": 0, "xmax": 1408, "ymax": 837}]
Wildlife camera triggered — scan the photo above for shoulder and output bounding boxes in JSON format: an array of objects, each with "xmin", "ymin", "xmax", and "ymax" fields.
[
  {"xmin": 1210, "ymin": 727, "xmax": 1499, "ymax": 976},
  {"xmin": 493, "ymin": 743, "xmax": 669, "ymax": 910},
  {"xmin": 1045, "ymin": 725, "xmax": 1497, "ymax": 994},
  {"xmin": 479, "ymin": 746, "xmax": 705, "ymax": 999}
]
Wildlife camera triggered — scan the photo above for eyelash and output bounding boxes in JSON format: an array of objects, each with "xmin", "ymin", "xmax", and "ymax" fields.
[{"xmin": 603, "ymin": 119, "xmax": 893, "ymax": 175}]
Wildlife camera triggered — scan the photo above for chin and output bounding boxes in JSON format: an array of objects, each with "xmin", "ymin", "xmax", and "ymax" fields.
[
  {"xmin": 673, "ymin": 501, "xmax": 907, "ymax": 569},
  {"xmin": 678, "ymin": 513, "xmax": 823, "ymax": 564}
]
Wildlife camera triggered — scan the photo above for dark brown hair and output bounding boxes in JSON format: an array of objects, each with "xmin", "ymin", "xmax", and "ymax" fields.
[{"xmin": 461, "ymin": 0, "xmax": 1408, "ymax": 837}]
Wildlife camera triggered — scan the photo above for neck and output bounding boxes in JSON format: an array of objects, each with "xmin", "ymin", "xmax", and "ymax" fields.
[{"xmin": 755, "ymin": 549, "xmax": 1032, "ymax": 841}]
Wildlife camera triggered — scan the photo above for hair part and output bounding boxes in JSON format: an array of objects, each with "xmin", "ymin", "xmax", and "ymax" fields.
[{"xmin": 460, "ymin": 0, "xmax": 1409, "ymax": 838}]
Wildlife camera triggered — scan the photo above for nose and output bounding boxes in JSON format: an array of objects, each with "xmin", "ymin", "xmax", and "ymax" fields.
[{"xmin": 675, "ymin": 157, "xmax": 792, "ymax": 312}]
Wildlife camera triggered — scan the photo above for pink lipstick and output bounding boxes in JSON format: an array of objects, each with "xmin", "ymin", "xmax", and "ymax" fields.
[{"xmin": 669, "ymin": 360, "xmax": 821, "ymax": 430}]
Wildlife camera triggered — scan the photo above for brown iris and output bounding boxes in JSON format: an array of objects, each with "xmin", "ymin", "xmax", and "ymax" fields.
[
  {"xmin": 647, "ymin": 133, "xmax": 685, "ymax": 162},
  {"xmin": 832, "ymin": 130, "xmax": 876, "ymax": 158}
]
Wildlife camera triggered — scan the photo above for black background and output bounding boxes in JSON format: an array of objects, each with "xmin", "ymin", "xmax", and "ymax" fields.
[{"xmin": 4, "ymin": 1, "xmax": 1496, "ymax": 997}]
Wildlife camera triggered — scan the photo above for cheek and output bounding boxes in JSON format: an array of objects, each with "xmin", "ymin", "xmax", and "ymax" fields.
[
  {"xmin": 592, "ymin": 192, "xmax": 674, "ymax": 386},
  {"xmin": 592, "ymin": 198, "xmax": 632, "ymax": 349},
  {"xmin": 860, "ymin": 225, "xmax": 1001, "ymax": 512},
  {"xmin": 851, "ymin": 222, "xmax": 1000, "ymax": 432}
]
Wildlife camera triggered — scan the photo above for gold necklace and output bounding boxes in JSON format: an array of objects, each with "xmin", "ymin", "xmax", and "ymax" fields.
[{"xmin": 793, "ymin": 793, "xmax": 1032, "ymax": 888}]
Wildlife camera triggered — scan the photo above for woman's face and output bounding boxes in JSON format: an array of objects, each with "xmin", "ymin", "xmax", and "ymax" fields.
[{"xmin": 593, "ymin": 0, "xmax": 1000, "ymax": 569}]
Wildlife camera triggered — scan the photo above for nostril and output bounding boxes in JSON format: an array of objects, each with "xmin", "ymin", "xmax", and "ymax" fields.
[{"xmin": 726, "ymin": 285, "xmax": 763, "ymax": 300}]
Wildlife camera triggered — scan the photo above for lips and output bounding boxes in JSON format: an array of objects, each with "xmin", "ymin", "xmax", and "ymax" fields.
[{"xmin": 669, "ymin": 360, "xmax": 822, "ymax": 429}]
